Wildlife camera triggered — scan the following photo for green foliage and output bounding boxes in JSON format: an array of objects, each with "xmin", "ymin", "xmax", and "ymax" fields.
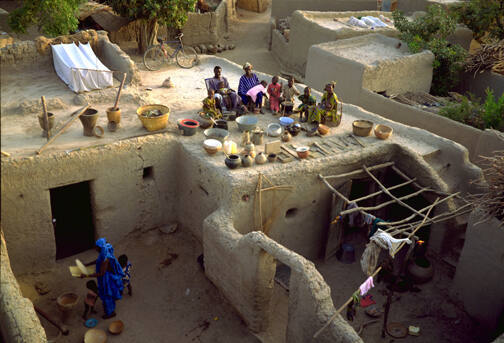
[
  {"xmin": 8, "ymin": 0, "xmax": 83, "ymax": 37},
  {"xmin": 392, "ymin": 5, "xmax": 467, "ymax": 96},
  {"xmin": 439, "ymin": 89, "xmax": 504, "ymax": 131},
  {"xmin": 107, "ymin": 0, "xmax": 196, "ymax": 29},
  {"xmin": 452, "ymin": 0, "xmax": 504, "ymax": 41}
]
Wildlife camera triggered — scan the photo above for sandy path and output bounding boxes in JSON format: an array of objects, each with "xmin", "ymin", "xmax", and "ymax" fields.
[{"xmin": 218, "ymin": 6, "xmax": 282, "ymax": 76}]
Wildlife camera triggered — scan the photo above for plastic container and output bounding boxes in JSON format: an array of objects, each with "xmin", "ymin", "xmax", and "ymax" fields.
[{"xmin": 223, "ymin": 140, "xmax": 237, "ymax": 155}]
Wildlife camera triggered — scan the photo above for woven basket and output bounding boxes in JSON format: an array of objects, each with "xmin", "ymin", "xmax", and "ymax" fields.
[
  {"xmin": 352, "ymin": 120, "xmax": 373, "ymax": 137},
  {"xmin": 374, "ymin": 124, "xmax": 393, "ymax": 140},
  {"xmin": 137, "ymin": 105, "xmax": 170, "ymax": 132}
]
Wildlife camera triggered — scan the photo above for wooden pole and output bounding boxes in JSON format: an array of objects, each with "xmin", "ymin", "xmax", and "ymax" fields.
[
  {"xmin": 41, "ymin": 96, "xmax": 50, "ymax": 141},
  {"xmin": 36, "ymin": 105, "xmax": 90, "ymax": 155},
  {"xmin": 381, "ymin": 290, "xmax": 392, "ymax": 337},
  {"xmin": 113, "ymin": 73, "xmax": 127, "ymax": 110},
  {"xmin": 322, "ymin": 162, "xmax": 394, "ymax": 180}
]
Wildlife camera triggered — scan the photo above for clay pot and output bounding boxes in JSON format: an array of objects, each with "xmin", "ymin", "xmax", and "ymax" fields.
[
  {"xmin": 288, "ymin": 124, "xmax": 301, "ymax": 136},
  {"xmin": 242, "ymin": 154, "xmax": 253, "ymax": 167},
  {"xmin": 255, "ymin": 152, "xmax": 267, "ymax": 164},
  {"xmin": 38, "ymin": 112, "xmax": 55, "ymax": 137},
  {"xmin": 225, "ymin": 154, "xmax": 241, "ymax": 169},
  {"xmin": 407, "ymin": 258, "xmax": 434, "ymax": 284},
  {"xmin": 281, "ymin": 130, "xmax": 291, "ymax": 142},
  {"xmin": 106, "ymin": 107, "xmax": 121, "ymax": 124},
  {"xmin": 178, "ymin": 119, "xmax": 200, "ymax": 136},
  {"xmin": 267, "ymin": 153, "xmax": 277, "ymax": 163},
  {"xmin": 214, "ymin": 119, "xmax": 228, "ymax": 130},
  {"xmin": 296, "ymin": 146, "xmax": 309, "ymax": 159},
  {"xmin": 79, "ymin": 108, "xmax": 99, "ymax": 137},
  {"xmin": 244, "ymin": 141, "xmax": 256, "ymax": 157}
]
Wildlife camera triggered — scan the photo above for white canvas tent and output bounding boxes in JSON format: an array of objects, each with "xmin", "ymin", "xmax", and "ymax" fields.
[{"xmin": 51, "ymin": 42, "xmax": 113, "ymax": 93}]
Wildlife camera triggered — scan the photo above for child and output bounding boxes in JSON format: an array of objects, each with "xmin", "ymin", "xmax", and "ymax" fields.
[
  {"xmin": 216, "ymin": 81, "xmax": 233, "ymax": 111},
  {"xmin": 83, "ymin": 280, "xmax": 98, "ymax": 320},
  {"xmin": 202, "ymin": 89, "xmax": 222, "ymax": 119},
  {"xmin": 281, "ymin": 76, "xmax": 300, "ymax": 115},
  {"xmin": 297, "ymin": 87, "xmax": 316, "ymax": 122},
  {"xmin": 246, "ymin": 80, "xmax": 268, "ymax": 114},
  {"xmin": 267, "ymin": 76, "xmax": 282, "ymax": 115},
  {"xmin": 118, "ymin": 254, "xmax": 132, "ymax": 296}
]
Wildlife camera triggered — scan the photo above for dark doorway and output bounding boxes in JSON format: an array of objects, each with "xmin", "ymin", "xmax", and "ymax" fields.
[{"xmin": 50, "ymin": 181, "xmax": 95, "ymax": 260}]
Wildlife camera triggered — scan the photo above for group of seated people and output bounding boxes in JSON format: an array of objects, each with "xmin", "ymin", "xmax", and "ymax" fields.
[{"xmin": 202, "ymin": 63, "xmax": 341, "ymax": 125}]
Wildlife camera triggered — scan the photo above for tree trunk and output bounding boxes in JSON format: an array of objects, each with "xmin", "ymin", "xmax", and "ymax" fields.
[{"xmin": 137, "ymin": 19, "xmax": 159, "ymax": 54}]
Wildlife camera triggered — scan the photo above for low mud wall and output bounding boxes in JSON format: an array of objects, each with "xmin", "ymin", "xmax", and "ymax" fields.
[
  {"xmin": 96, "ymin": 31, "xmax": 139, "ymax": 85},
  {"xmin": 272, "ymin": 0, "xmax": 376, "ymax": 20},
  {"xmin": 271, "ymin": 11, "xmax": 398, "ymax": 77},
  {"xmin": 0, "ymin": 231, "xmax": 46, "ymax": 343}
]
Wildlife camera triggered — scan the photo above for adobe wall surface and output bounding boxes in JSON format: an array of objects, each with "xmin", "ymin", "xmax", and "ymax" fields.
[
  {"xmin": 237, "ymin": 0, "xmax": 270, "ymax": 13},
  {"xmin": 182, "ymin": 0, "xmax": 232, "ymax": 45},
  {"xmin": 1, "ymin": 135, "xmax": 179, "ymax": 275},
  {"xmin": 305, "ymin": 41, "xmax": 504, "ymax": 166},
  {"xmin": 0, "ymin": 232, "xmax": 46, "ymax": 343},
  {"xmin": 317, "ymin": 34, "xmax": 434, "ymax": 94},
  {"xmin": 452, "ymin": 212, "xmax": 504, "ymax": 336},
  {"xmin": 96, "ymin": 31, "xmax": 140, "ymax": 85},
  {"xmin": 456, "ymin": 71, "xmax": 504, "ymax": 100},
  {"xmin": 271, "ymin": 11, "xmax": 399, "ymax": 77},
  {"xmin": 271, "ymin": 0, "xmax": 377, "ymax": 20},
  {"xmin": 0, "ymin": 40, "xmax": 51, "ymax": 66}
]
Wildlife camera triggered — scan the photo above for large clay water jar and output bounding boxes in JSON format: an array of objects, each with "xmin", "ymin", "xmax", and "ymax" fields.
[
  {"xmin": 106, "ymin": 107, "xmax": 121, "ymax": 124},
  {"xmin": 38, "ymin": 112, "xmax": 55, "ymax": 137},
  {"xmin": 79, "ymin": 108, "xmax": 99, "ymax": 136},
  {"xmin": 225, "ymin": 154, "xmax": 241, "ymax": 169}
]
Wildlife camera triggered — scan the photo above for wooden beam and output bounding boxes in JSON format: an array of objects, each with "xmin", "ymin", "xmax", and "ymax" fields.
[
  {"xmin": 321, "ymin": 162, "xmax": 394, "ymax": 180},
  {"xmin": 341, "ymin": 187, "xmax": 428, "ymax": 216},
  {"xmin": 349, "ymin": 178, "xmax": 416, "ymax": 204}
]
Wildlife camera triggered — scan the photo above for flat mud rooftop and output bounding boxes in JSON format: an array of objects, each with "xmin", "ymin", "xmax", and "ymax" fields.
[{"xmin": 1, "ymin": 56, "xmax": 483, "ymax": 343}]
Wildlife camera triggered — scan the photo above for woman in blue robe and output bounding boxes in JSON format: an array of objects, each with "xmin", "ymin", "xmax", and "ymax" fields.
[{"xmin": 83, "ymin": 238, "xmax": 124, "ymax": 318}]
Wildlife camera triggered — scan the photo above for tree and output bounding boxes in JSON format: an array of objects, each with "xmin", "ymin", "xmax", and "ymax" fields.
[
  {"xmin": 8, "ymin": 0, "xmax": 83, "ymax": 37},
  {"xmin": 452, "ymin": 0, "xmax": 504, "ymax": 42},
  {"xmin": 393, "ymin": 5, "xmax": 467, "ymax": 96},
  {"xmin": 106, "ymin": 0, "xmax": 197, "ymax": 54}
]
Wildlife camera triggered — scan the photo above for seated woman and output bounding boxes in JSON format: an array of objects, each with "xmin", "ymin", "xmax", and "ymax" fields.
[
  {"xmin": 202, "ymin": 89, "xmax": 222, "ymax": 119},
  {"xmin": 207, "ymin": 66, "xmax": 239, "ymax": 111},
  {"xmin": 238, "ymin": 62, "xmax": 262, "ymax": 113},
  {"xmin": 308, "ymin": 83, "xmax": 341, "ymax": 124},
  {"xmin": 296, "ymin": 86, "xmax": 316, "ymax": 122}
]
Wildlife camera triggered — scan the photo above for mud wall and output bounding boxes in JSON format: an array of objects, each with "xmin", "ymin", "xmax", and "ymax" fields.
[
  {"xmin": 182, "ymin": 0, "xmax": 231, "ymax": 46},
  {"xmin": 452, "ymin": 213, "xmax": 504, "ymax": 338},
  {"xmin": 96, "ymin": 31, "xmax": 140, "ymax": 85},
  {"xmin": 0, "ymin": 231, "xmax": 46, "ymax": 343},
  {"xmin": 203, "ymin": 211, "xmax": 363, "ymax": 342},
  {"xmin": 305, "ymin": 42, "xmax": 504, "ymax": 166},
  {"xmin": 456, "ymin": 71, "xmax": 504, "ymax": 100},
  {"xmin": 0, "ymin": 134, "xmax": 179, "ymax": 275},
  {"xmin": 237, "ymin": 0, "xmax": 270, "ymax": 13},
  {"xmin": 271, "ymin": 0, "xmax": 377, "ymax": 20},
  {"xmin": 0, "ymin": 40, "xmax": 50, "ymax": 66},
  {"xmin": 271, "ymin": 11, "xmax": 399, "ymax": 77}
]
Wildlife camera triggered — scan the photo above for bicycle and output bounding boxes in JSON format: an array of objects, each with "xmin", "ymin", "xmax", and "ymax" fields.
[{"xmin": 143, "ymin": 33, "xmax": 199, "ymax": 71}]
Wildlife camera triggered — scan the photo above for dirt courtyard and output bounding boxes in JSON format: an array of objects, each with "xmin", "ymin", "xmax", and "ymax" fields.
[{"xmin": 17, "ymin": 227, "xmax": 259, "ymax": 343}]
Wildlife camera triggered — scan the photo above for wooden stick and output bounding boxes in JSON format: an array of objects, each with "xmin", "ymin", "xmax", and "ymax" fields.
[
  {"xmin": 322, "ymin": 162, "xmax": 395, "ymax": 180},
  {"xmin": 281, "ymin": 145, "xmax": 299, "ymax": 160},
  {"xmin": 363, "ymin": 165, "xmax": 428, "ymax": 221},
  {"xmin": 41, "ymin": 96, "xmax": 50, "ymax": 141},
  {"xmin": 34, "ymin": 305, "xmax": 69, "ymax": 336},
  {"xmin": 36, "ymin": 105, "xmax": 90, "ymax": 155},
  {"xmin": 349, "ymin": 178, "xmax": 416, "ymax": 204},
  {"xmin": 258, "ymin": 174, "xmax": 263, "ymax": 231},
  {"xmin": 391, "ymin": 165, "xmax": 453, "ymax": 197},
  {"xmin": 113, "ymin": 73, "xmax": 127, "ymax": 110},
  {"xmin": 313, "ymin": 202, "xmax": 436, "ymax": 339}
]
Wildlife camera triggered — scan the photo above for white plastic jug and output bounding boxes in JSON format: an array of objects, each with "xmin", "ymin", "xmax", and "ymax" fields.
[{"xmin": 223, "ymin": 140, "xmax": 237, "ymax": 155}]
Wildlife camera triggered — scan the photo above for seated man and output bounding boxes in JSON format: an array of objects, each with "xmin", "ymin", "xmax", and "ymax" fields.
[{"xmin": 207, "ymin": 66, "xmax": 239, "ymax": 112}]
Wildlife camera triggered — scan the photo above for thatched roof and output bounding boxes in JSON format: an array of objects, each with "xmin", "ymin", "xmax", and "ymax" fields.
[{"xmin": 78, "ymin": 1, "xmax": 131, "ymax": 32}]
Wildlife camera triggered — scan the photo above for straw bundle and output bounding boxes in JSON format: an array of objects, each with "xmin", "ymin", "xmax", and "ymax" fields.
[
  {"xmin": 36, "ymin": 30, "xmax": 99, "ymax": 55},
  {"xmin": 469, "ymin": 150, "xmax": 504, "ymax": 227},
  {"xmin": 465, "ymin": 40, "xmax": 504, "ymax": 76}
]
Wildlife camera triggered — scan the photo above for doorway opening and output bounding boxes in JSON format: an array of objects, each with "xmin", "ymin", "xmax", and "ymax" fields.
[{"xmin": 50, "ymin": 181, "xmax": 95, "ymax": 260}]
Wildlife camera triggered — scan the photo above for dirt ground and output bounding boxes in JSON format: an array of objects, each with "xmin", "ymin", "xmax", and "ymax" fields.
[{"xmin": 17, "ymin": 227, "xmax": 259, "ymax": 343}]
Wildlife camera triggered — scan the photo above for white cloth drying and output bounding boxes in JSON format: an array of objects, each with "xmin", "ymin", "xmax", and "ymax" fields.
[
  {"xmin": 362, "ymin": 16, "xmax": 388, "ymax": 28},
  {"xmin": 369, "ymin": 229, "xmax": 412, "ymax": 256},
  {"xmin": 52, "ymin": 42, "xmax": 113, "ymax": 93},
  {"xmin": 348, "ymin": 16, "xmax": 369, "ymax": 28}
]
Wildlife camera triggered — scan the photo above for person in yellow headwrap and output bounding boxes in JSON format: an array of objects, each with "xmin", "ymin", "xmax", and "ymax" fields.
[{"xmin": 308, "ymin": 83, "xmax": 341, "ymax": 124}]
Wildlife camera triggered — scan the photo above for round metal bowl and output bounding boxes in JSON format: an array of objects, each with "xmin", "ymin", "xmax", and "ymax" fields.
[
  {"xmin": 267, "ymin": 123, "xmax": 282, "ymax": 137},
  {"xmin": 204, "ymin": 128, "xmax": 229, "ymax": 142},
  {"xmin": 236, "ymin": 115, "xmax": 258, "ymax": 132}
]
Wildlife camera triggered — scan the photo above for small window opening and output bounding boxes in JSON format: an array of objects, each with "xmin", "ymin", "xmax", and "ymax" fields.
[
  {"xmin": 285, "ymin": 208, "xmax": 298, "ymax": 218},
  {"xmin": 143, "ymin": 166, "xmax": 153, "ymax": 179}
]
